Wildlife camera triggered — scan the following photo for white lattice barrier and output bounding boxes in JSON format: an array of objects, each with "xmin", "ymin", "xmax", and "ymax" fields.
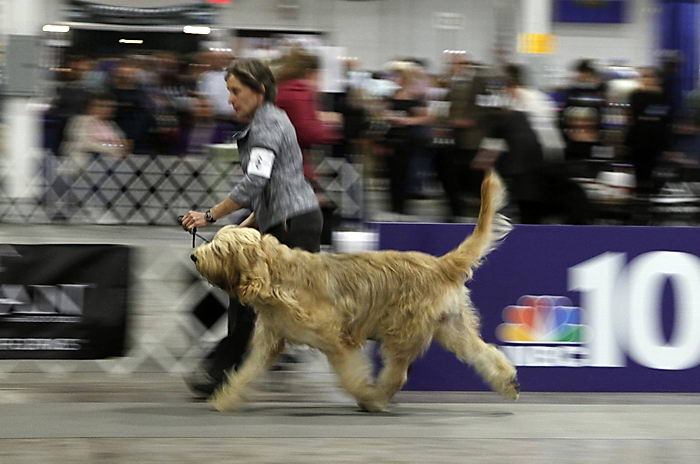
[
  {"xmin": 0, "ymin": 154, "xmax": 243, "ymax": 225},
  {"xmin": 316, "ymin": 157, "xmax": 365, "ymax": 222},
  {"xmin": 0, "ymin": 235, "xmax": 230, "ymax": 377},
  {"xmin": 1, "ymin": 154, "xmax": 365, "ymax": 225}
]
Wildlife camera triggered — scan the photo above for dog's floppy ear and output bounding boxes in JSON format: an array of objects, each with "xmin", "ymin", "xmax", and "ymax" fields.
[{"xmin": 236, "ymin": 239, "xmax": 272, "ymax": 302}]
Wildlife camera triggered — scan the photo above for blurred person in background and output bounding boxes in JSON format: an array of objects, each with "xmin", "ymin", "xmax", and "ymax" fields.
[
  {"xmin": 426, "ymin": 68, "xmax": 462, "ymax": 221},
  {"xmin": 146, "ymin": 53, "xmax": 184, "ymax": 156},
  {"xmin": 660, "ymin": 51, "xmax": 682, "ymax": 120},
  {"xmin": 46, "ymin": 55, "xmax": 95, "ymax": 156},
  {"xmin": 196, "ymin": 51, "xmax": 242, "ymax": 143},
  {"xmin": 398, "ymin": 57, "xmax": 434, "ymax": 199},
  {"xmin": 60, "ymin": 92, "xmax": 128, "ymax": 172},
  {"xmin": 180, "ymin": 58, "xmax": 322, "ymax": 398},
  {"xmin": 178, "ymin": 94, "xmax": 217, "ymax": 157},
  {"xmin": 57, "ymin": 92, "xmax": 128, "ymax": 221},
  {"xmin": 333, "ymin": 56, "xmax": 370, "ymax": 159},
  {"xmin": 439, "ymin": 53, "xmax": 488, "ymax": 218},
  {"xmin": 625, "ymin": 66, "xmax": 672, "ymax": 195},
  {"xmin": 274, "ymin": 47, "xmax": 340, "ymax": 181},
  {"xmin": 380, "ymin": 60, "xmax": 433, "ymax": 218},
  {"xmin": 502, "ymin": 64, "xmax": 592, "ymax": 224},
  {"xmin": 108, "ymin": 58, "xmax": 154, "ymax": 154},
  {"xmin": 81, "ymin": 56, "xmax": 116, "ymax": 92},
  {"xmin": 53, "ymin": 55, "xmax": 95, "ymax": 114},
  {"xmin": 559, "ymin": 59, "xmax": 608, "ymax": 161},
  {"xmin": 676, "ymin": 86, "xmax": 700, "ymax": 165},
  {"xmin": 471, "ymin": 70, "xmax": 547, "ymax": 224},
  {"xmin": 502, "ymin": 64, "xmax": 564, "ymax": 158}
]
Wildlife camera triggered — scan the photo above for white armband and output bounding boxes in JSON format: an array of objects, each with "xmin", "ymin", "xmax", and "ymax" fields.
[
  {"xmin": 248, "ymin": 147, "xmax": 275, "ymax": 179},
  {"xmin": 479, "ymin": 138, "xmax": 507, "ymax": 152}
]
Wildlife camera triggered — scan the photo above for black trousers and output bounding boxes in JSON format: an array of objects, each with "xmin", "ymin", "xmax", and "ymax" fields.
[
  {"xmin": 434, "ymin": 146, "xmax": 467, "ymax": 217},
  {"xmin": 387, "ymin": 141, "xmax": 412, "ymax": 214},
  {"xmin": 206, "ymin": 208, "xmax": 323, "ymax": 380},
  {"xmin": 434, "ymin": 147, "xmax": 482, "ymax": 218}
]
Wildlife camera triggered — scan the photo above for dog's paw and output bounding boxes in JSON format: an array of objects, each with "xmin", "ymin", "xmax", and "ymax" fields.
[
  {"xmin": 357, "ymin": 400, "xmax": 389, "ymax": 413},
  {"xmin": 500, "ymin": 375, "xmax": 520, "ymax": 401},
  {"xmin": 208, "ymin": 394, "xmax": 241, "ymax": 412}
]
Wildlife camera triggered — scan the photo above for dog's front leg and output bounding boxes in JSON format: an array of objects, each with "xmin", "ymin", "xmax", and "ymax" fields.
[
  {"xmin": 375, "ymin": 345, "xmax": 420, "ymax": 408},
  {"xmin": 325, "ymin": 347, "xmax": 385, "ymax": 412},
  {"xmin": 209, "ymin": 324, "xmax": 284, "ymax": 412}
]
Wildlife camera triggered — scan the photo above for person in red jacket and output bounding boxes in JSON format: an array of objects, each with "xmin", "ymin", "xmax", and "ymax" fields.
[{"xmin": 275, "ymin": 48, "xmax": 340, "ymax": 181}]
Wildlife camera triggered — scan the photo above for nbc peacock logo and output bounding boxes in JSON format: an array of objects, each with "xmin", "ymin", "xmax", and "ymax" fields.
[{"xmin": 496, "ymin": 295, "xmax": 589, "ymax": 367}]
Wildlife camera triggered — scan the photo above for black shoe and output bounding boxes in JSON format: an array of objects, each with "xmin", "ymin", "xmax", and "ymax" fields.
[
  {"xmin": 270, "ymin": 353, "xmax": 299, "ymax": 371},
  {"xmin": 184, "ymin": 369, "xmax": 223, "ymax": 399}
]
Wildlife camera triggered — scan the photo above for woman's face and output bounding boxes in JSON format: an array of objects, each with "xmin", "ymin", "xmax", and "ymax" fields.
[{"xmin": 227, "ymin": 74, "xmax": 264, "ymax": 121}]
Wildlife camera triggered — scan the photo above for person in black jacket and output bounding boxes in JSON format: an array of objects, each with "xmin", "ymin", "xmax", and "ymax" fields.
[
  {"xmin": 559, "ymin": 59, "xmax": 608, "ymax": 161},
  {"xmin": 625, "ymin": 67, "xmax": 672, "ymax": 195},
  {"xmin": 471, "ymin": 66, "xmax": 545, "ymax": 224}
]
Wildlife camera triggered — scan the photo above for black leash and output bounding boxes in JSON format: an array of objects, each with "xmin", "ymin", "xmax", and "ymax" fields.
[{"xmin": 177, "ymin": 216, "xmax": 211, "ymax": 248}]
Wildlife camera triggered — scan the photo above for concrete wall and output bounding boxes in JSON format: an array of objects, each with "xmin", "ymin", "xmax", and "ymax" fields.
[
  {"xmin": 216, "ymin": 0, "xmax": 654, "ymax": 76},
  {"xmin": 551, "ymin": 0, "xmax": 657, "ymax": 76},
  {"xmin": 218, "ymin": 0, "xmax": 496, "ymax": 73},
  {"xmin": 8, "ymin": 0, "xmax": 660, "ymax": 81}
]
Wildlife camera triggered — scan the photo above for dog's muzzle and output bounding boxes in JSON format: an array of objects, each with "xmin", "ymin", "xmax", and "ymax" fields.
[{"xmin": 190, "ymin": 254, "xmax": 197, "ymax": 263}]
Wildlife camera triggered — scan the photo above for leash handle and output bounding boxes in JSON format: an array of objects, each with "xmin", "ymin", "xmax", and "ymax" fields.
[{"xmin": 177, "ymin": 215, "xmax": 209, "ymax": 248}]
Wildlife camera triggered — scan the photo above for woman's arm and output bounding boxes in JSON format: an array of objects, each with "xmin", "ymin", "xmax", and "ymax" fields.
[
  {"xmin": 180, "ymin": 197, "xmax": 242, "ymax": 230},
  {"xmin": 239, "ymin": 212, "xmax": 256, "ymax": 228}
]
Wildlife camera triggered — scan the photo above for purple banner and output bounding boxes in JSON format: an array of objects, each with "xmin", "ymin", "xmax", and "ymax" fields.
[
  {"xmin": 375, "ymin": 223, "xmax": 700, "ymax": 392},
  {"xmin": 553, "ymin": 0, "xmax": 626, "ymax": 23}
]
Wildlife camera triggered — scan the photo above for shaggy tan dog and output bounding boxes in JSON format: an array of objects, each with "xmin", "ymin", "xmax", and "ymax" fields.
[{"xmin": 191, "ymin": 170, "xmax": 519, "ymax": 412}]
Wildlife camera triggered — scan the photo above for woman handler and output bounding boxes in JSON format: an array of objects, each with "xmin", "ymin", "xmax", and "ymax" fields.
[{"xmin": 180, "ymin": 58, "xmax": 322, "ymax": 397}]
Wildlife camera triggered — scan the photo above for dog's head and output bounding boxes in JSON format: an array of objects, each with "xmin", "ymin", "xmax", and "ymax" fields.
[{"xmin": 190, "ymin": 225, "xmax": 271, "ymax": 302}]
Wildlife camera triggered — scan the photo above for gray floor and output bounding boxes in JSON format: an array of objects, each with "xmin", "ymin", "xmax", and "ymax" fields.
[{"xmin": 1, "ymin": 374, "xmax": 700, "ymax": 463}]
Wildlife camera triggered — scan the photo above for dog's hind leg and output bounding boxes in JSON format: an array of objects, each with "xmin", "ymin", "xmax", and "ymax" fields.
[
  {"xmin": 325, "ymin": 347, "xmax": 385, "ymax": 412},
  {"xmin": 434, "ymin": 310, "xmax": 519, "ymax": 400},
  {"xmin": 209, "ymin": 324, "xmax": 285, "ymax": 412}
]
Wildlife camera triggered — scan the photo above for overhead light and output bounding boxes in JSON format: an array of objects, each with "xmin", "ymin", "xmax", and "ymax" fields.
[
  {"xmin": 42, "ymin": 24, "xmax": 70, "ymax": 33},
  {"xmin": 184, "ymin": 25, "xmax": 211, "ymax": 35},
  {"xmin": 119, "ymin": 39, "xmax": 143, "ymax": 44}
]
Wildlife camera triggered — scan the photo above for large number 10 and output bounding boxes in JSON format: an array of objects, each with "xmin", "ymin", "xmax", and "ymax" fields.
[{"xmin": 569, "ymin": 251, "xmax": 700, "ymax": 370}]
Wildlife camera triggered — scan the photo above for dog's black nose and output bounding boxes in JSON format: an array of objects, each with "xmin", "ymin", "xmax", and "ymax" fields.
[{"xmin": 190, "ymin": 254, "xmax": 197, "ymax": 263}]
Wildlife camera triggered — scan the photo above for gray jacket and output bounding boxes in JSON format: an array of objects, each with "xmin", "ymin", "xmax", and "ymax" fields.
[{"xmin": 228, "ymin": 102, "xmax": 319, "ymax": 232}]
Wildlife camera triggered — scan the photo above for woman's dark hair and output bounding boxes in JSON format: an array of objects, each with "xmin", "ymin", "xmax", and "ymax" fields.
[{"xmin": 225, "ymin": 58, "xmax": 277, "ymax": 102}]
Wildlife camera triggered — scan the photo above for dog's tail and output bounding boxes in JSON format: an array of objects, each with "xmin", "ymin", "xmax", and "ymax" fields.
[{"xmin": 442, "ymin": 170, "xmax": 511, "ymax": 279}]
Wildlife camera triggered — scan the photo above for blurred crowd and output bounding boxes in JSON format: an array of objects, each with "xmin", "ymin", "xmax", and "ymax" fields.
[{"xmin": 36, "ymin": 46, "xmax": 700, "ymax": 225}]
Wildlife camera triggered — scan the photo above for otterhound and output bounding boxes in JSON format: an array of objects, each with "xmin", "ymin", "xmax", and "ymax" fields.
[{"xmin": 191, "ymin": 170, "xmax": 519, "ymax": 412}]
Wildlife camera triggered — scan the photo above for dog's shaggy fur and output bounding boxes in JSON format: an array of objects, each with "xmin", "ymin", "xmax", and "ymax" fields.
[{"xmin": 192, "ymin": 170, "xmax": 519, "ymax": 412}]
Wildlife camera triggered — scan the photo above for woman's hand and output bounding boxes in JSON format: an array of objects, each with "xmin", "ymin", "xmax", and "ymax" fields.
[{"xmin": 180, "ymin": 210, "xmax": 210, "ymax": 231}]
